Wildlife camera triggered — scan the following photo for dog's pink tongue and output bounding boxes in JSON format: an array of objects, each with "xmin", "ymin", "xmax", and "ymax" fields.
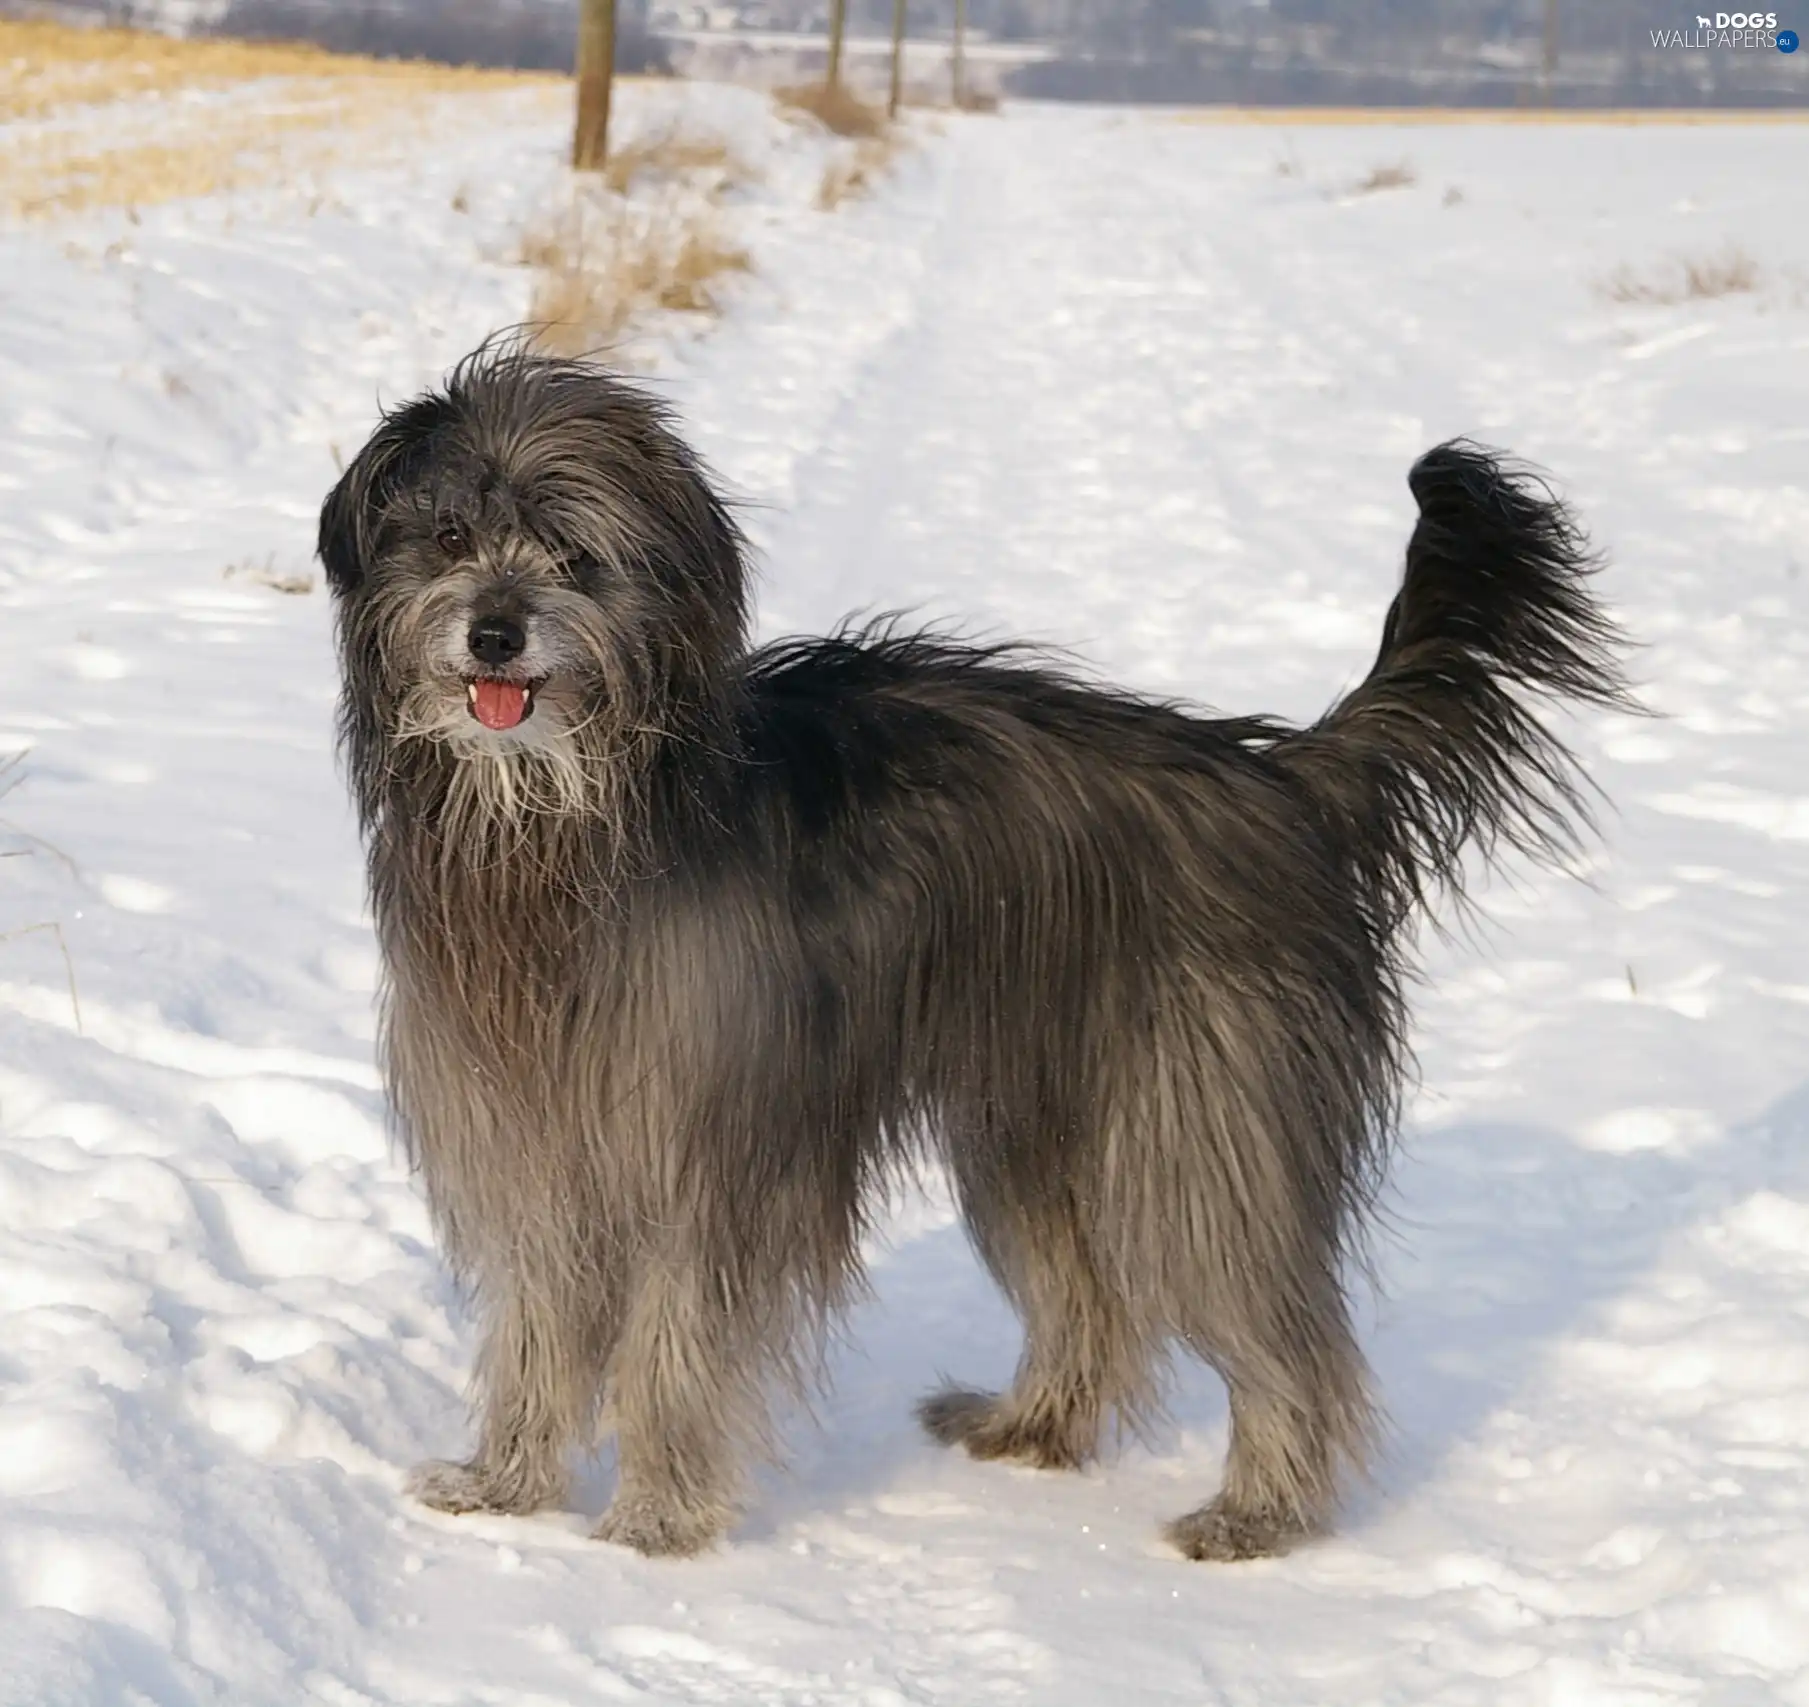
[{"xmin": 472, "ymin": 680, "xmax": 527, "ymax": 731}]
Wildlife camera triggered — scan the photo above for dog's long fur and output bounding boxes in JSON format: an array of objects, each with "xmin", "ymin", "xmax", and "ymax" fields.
[{"xmin": 321, "ymin": 344, "xmax": 1625, "ymax": 1560}]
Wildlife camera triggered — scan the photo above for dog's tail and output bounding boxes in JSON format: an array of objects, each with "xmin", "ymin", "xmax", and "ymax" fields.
[{"xmin": 1279, "ymin": 440, "xmax": 1628, "ymax": 928}]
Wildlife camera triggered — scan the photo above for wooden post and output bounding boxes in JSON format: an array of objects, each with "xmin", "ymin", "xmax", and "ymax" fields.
[
  {"xmin": 888, "ymin": 0, "xmax": 906, "ymax": 117},
  {"xmin": 573, "ymin": 0, "xmax": 616, "ymax": 170},
  {"xmin": 952, "ymin": 0, "xmax": 966, "ymax": 108},
  {"xmin": 826, "ymin": 0, "xmax": 847, "ymax": 89}
]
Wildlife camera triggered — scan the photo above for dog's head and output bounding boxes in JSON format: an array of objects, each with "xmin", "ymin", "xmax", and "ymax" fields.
[{"xmin": 320, "ymin": 344, "xmax": 747, "ymax": 822}]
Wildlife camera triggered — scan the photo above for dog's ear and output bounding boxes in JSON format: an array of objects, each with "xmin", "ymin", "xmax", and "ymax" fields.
[{"xmin": 318, "ymin": 394, "xmax": 450, "ymax": 595}]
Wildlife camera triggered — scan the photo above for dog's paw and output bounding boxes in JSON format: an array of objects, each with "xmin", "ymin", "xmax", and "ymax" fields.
[
  {"xmin": 407, "ymin": 1457, "xmax": 542, "ymax": 1517},
  {"xmin": 916, "ymin": 1386, "xmax": 998, "ymax": 1449},
  {"xmin": 593, "ymin": 1494, "xmax": 726, "ymax": 1558},
  {"xmin": 916, "ymin": 1386, "xmax": 1089, "ymax": 1470},
  {"xmin": 1164, "ymin": 1500, "xmax": 1308, "ymax": 1563}
]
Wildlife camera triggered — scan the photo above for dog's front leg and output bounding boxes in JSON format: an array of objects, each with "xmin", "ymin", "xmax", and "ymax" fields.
[
  {"xmin": 410, "ymin": 1271, "xmax": 607, "ymax": 1518},
  {"xmin": 594, "ymin": 1260, "xmax": 759, "ymax": 1557}
]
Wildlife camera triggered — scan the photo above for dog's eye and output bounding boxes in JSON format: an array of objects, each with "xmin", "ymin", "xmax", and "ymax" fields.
[{"xmin": 435, "ymin": 523, "xmax": 467, "ymax": 556}]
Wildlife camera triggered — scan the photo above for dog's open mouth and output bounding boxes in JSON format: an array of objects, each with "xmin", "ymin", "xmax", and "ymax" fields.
[{"xmin": 466, "ymin": 678, "xmax": 540, "ymax": 731}]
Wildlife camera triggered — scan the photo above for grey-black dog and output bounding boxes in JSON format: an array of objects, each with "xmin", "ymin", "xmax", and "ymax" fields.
[{"xmin": 319, "ymin": 343, "xmax": 1623, "ymax": 1560}]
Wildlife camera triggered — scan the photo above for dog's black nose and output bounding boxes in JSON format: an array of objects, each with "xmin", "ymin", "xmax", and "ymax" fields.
[{"xmin": 468, "ymin": 616, "xmax": 526, "ymax": 667}]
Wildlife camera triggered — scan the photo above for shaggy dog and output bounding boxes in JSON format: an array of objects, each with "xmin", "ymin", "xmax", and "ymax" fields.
[{"xmin": 319, "ymin": 344, "xmax": 1623, "ymax": 1560}]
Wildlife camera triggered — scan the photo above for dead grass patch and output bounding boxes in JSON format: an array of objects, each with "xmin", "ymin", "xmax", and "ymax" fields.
[
  {"xmin": 521, "ymin": 188, "xmax": 752, "ymax": 354},
  {"xmin": 225, "ymin": 555, "xmax": 314, "ymax": 594},
  {"xmin": 775, "ymin": 80, "xmax": 886, "ymax": 139},
  {"xmin": 0, "ymin": 751, "xmax": 83, "ymax": 1032},
  {"xmin": 1598, "ymin": 246, "xmax": 1761, "ymax": 305},
  {"xmin": 0, "ymin": 751, "xmax": 75, "ymax": 879},
  {"xmin": 906, "ymin": 89, "xmax": 998, "ymax": 117},
  {"xmin": 815, "ymin": 132, "xmax": 900, "ymax": 211},
  {"xmin": 601, "ymin": 125, "xmax": 753, "ymax": 196},
  {"xmin": 0, "ymin": 17, "xmax": 558, "ymax": 217},
  {"xmin": 8, "ymin": 97, "xmax": 355, "ymax": 216},
  {"xmin": 0, "ymin": 17, "xmax": 539, "ymax": 123},
  {"xmin": 1349, "ymin": 159, "xmax": 1417, "ymax": 194}
]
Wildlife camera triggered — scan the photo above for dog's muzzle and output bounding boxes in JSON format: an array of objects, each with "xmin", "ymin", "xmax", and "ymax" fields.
[{"xmin": 464, "ymin": 615, "xmax": 540, "ymax": 731}]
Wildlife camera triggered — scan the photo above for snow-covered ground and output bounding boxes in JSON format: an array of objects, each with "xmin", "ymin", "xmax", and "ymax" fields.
[{"xmin": 4, "ymin": 70, "xmax": 1809, "ymax": 1704}]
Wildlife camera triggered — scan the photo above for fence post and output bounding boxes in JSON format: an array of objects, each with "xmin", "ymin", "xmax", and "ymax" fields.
[
  {"xmin": 826, "ymin": 0, "xmax": 847, "ymax": 90},
  {"xmin": 889, "ymin": 0, "xmax": 906, "ymax": 117},
  {"xmin": 573, "ymin": 0, "xmax": 616, "ymax": 170},
  {"xmin": 952, "ymin": 0, "xmax": 966, "ymax": 107}
]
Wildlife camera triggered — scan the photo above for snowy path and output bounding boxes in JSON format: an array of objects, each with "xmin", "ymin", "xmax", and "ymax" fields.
[{"xmin": 5, "ymin": 88, "xmax": 1809, "ymax": 1705}]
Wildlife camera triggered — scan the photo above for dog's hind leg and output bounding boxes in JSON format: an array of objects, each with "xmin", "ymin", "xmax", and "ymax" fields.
[
  {"xmin": 1105, "ymin": 990, "xmax": 1385, "ymax": 1560},
  {"xmin": 919, "ymin": 1172, "xmax": 1155, "ymax": 1473},
  {"xmin": 1165, "ymin": 1281, "xmax": 1376, "ymax": 1562},
  {"xmin": 410, "ymin": 1273, "xmax": 606, "ymax": 1518},
  {"xmin": 594, "ymin": 1261, "xmax": 769, "ymax": 1557}
]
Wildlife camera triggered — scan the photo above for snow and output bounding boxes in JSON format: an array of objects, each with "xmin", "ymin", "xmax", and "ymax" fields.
[{"xmin": 4, "ymin": 78, "xmax": 1809, "ymax": 1706}]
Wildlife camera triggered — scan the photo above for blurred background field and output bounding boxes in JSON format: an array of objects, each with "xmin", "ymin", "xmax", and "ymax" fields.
[
  {"xmin": 3, "ymin": 0, "xmax": 1804, "ymax": 111},
  {"xmin": 0, "ymin": 17, "xmax": 560, "ymax": 215}
]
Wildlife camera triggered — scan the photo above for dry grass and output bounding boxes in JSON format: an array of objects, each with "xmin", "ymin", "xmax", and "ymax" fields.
[
  {"xmin": 775, "ymin": 79, "xmax": 887, "ymax": 139},
  {"xmin": 0, "ymin": 17, "xmax": 537, "ymax": 123},
  {"xmin": 1349, "ymin": 159, "xmax": 1417, "ymax": 194},
  {"xmin": 225, "ymin": 555, "xmax": 314, "ymax": 594},
  {"xmin": 9, "ymin": 101, "xmax": 361, "ymax": 216},
  {"xmin": 522, "ymin": 188, "xmax": 752, "ymax": 354},
  {"xmin": 602, "ymin": 125, "xmax": 752, "ymax": 196},
  {"xmin": 0, "ymin": 751, "xmax": 75, "ymax": 878},
  {"xmin": 897, "ymin": 88, "xmax": 998, "ymax": 116},
  {"xmin": 1676, "ymin": 248, "xmax": 1760, "ymax": 299},
  {"xmin": 0, "ymin": 751, "xmax": 83, "ymax": 1033},
  {"xmin": 0, "ymin": 18, "xmax": 558, "ymax": 218},
  {"xmin": 815, "ymin": 132, "xmax": 900, "ymax": 211},
  {"xmin": 1598, "ymin": 246, "xmax": 1761, "ymax": 305}
]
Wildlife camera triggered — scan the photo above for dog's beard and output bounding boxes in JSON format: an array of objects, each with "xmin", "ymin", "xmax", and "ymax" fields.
[
  {"xmin": 388, "ymin": 676, "xmax": 651, "ymax": 875},
  {"xmin": 394, "ymin": 679, "xmax": 615, "ymax": 833},
  {"xmin": 364, "ymin": 572, "xmax": 657, "ymax": 862}
]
